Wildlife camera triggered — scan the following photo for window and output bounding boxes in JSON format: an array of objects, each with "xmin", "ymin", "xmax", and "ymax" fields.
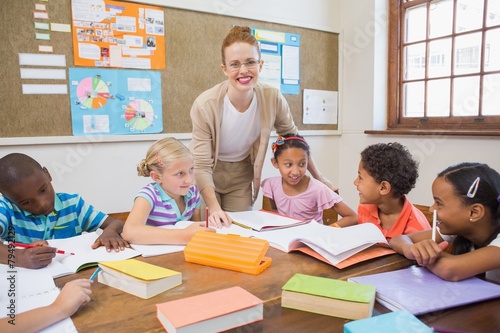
[{"xmin": 387, "ymin": 0, "xmax": 500, "ymax": 133}]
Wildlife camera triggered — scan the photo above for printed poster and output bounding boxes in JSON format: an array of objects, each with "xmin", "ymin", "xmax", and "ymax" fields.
[
  {"xmin": 253, "ymin": 28, "xmax": 300, "ymax": 95},
  {"xmin": 69, "ymin": 68, "xmax": 162, "ymax": 135},
  {"xmin": 71, "ymin": 0, "xmax": 165, "ymax": 69},
  {"xmin": 303, "ymin": 89, "xmax": 338, "ymax": 125}
]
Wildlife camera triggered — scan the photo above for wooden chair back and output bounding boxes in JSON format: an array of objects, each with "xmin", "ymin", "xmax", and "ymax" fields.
[{"xmin": 413, "ymin": 204, "xmax": 433, "ymax": 224}]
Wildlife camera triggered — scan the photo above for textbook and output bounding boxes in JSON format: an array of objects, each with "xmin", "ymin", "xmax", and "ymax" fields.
[
  {"xmin": 282, "ymin": 273, "xmax": 376, "ymax": 320},
  {"xmin": 156, "ymin": 286, "xmax": 263, "ymax": 333},
  {"xmin": 348, "ymin": 265, "xmax": 500, "ymax": 315},
  {"xmin": 252, "ymin": 220, "xmax": 393, "ymax": 268},
  {"xmin": 97, "ymin": 259, "xmax": 182, "ymax": 299},
  {"xmin": 343, "ymin": 310, "xmax": 433, "ymax": 333},
  {"xmin": 227, "ymin": 209, "xmax": 308, "ymax": 231},
  {"xmin": 46, "ymin": 231, "xmax": 141, "ymax": 278}
]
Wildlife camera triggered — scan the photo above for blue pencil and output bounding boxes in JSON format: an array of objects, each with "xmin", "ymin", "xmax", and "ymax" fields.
[{"xmin": 89, "ymin": 266, "xmax": 101, "ymax": 281}]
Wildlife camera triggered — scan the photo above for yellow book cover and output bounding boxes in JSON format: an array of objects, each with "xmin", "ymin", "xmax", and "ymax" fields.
[
  {"xmin": 99, "ymin": 259, "xmax": 180, "ymax": 281},
  {"xmin": 97, "ymin": 259, "xmax": 182, "ymax": 299}
]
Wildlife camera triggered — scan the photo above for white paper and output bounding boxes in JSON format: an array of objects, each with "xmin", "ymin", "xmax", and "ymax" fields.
[
  {"xmin": 303, "ymin": 89, "xmax": 338, "ymax": 124},
  {"xmin": 19, "ymin": 53, "xmax": 66, "ymax": 66},
  {"xmin": 51, "ymin": 23, "xmax": 72, "ymax": 32},
  {"xmin": 20, "ymin": 68, "xmax": 66, "ymax": 80},
  {"xmin": 22, "ymin": 84, "xmax": 68, "ymax": 95},
  {"xmin": 282, "ymin": 44, "xmax": 299, "ymax": 81}
]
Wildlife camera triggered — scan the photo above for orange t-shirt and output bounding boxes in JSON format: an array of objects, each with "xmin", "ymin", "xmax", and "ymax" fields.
[{"xmin": 358, "ymin": 196, "xmax": 431, "ymax": 241}]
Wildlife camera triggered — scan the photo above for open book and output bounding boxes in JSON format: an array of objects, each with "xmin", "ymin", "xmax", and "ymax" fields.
[
  {"xmin": 218, "ymin": 220, "xmax": 394, "ymax": 269},
  {"xmin": 348, "ymin": 265, "xmax": 500, "ymax": 315},
  {"xmin": 46, "ymin": 231, "xmax": 141, "ymax": 278},
  {"xmin": 227, "ymin": 209, "xmax": 307, "ymax": 231}
]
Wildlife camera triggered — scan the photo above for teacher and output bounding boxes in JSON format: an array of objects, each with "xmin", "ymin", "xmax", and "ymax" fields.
[{"xmin": 189, "ymin": 26, "xmax": 333, "ymax": 228}]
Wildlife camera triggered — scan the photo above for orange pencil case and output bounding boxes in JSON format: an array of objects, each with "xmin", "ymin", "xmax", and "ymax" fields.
[{"xmin": 184, "ymin": 231, "xmax": 272, "ymax": 275}]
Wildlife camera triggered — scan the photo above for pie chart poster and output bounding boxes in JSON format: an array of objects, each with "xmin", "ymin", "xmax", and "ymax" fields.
[{"xmin": 69, "ymin": 68, "xmax": 162, "ymax": 135}]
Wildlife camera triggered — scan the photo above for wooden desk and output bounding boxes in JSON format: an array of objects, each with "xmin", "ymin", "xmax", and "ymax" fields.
[
  {"xmin": 56, "ymin": 248, "xmax": 412, "ymax": 332},
  {"xmin": 226, "ymin": 297, "xmax": 500, "ymax": 333}
]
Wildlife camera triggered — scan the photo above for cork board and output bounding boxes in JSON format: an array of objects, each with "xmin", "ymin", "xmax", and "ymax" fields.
[{"xmin": 0, "ymin": 0, "xmax": 338, "ymax": 138}]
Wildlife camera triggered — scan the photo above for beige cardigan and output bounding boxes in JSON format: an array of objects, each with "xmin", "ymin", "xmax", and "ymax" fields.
[{"xmin": 189, "ymin": 80, "xmax": 298, "ymax": 203}]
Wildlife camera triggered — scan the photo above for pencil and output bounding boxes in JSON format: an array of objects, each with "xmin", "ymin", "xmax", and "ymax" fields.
[
  {"xmin": 432, "ymin": 209, "xmax": 437, "ymax": 242},
  {"xmin": 10, "ymin": 242, "xmax": 75, "ymax": 255},
  {"xmin": 89, "ymin": 266, "xmax": 101, "ymax": 281},
  {"xmin": 205, "ymin": 207, "xmax": 209, "ymax": 228}
]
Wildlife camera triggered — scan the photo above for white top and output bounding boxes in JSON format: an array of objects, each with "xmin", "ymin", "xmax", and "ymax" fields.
[
  {"xmin": 440, "ymin": 229, "xmax": 500, "ymax": 283},
  {"xmin": 218, "ymin": 94, "xmax": 260, "ymax": 162}
]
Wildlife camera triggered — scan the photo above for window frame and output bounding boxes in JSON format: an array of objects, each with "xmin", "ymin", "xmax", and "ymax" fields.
[{"xmin": 386, "ymin": 0, "xmax": 500, "ymax": 135}]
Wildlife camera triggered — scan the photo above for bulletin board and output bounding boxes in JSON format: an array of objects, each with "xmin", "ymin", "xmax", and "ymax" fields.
[{"xmin": 0, "ymin": 0, "xmax": 339, "ymax": 138}]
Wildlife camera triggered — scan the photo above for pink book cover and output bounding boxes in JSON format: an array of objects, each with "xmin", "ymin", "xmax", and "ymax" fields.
[{"xmin": 156, "ymin": 286, "xmax": 263, "ymax": 329}]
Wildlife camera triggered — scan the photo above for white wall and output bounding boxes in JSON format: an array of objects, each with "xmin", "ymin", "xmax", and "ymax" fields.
[
  {"xmin": 1, "ymin": 0, "xmax": 498, "ymax": 215},
  {"xmin": 0, "ymin": 1, "xmax": 341, "ymax": 214},
  {"xmin": 338, "ymin": 0, "xmax": 500, "ymax": 209}
]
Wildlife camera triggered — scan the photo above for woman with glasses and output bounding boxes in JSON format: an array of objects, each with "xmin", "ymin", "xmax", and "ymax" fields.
[{"xmin": 189, "ymin": 26, "xmax": 333, "ymax": 228}]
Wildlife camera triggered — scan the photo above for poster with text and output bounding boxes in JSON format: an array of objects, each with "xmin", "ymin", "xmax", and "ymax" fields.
[
  {"xmin": 71, "ymin": 0, "xmax": 165, "ymax": 69},
  {"xmin": 303, "ymin": 89, "xmax": 338, "ymax": 125},
  {"xmin": 253, "ymin": 28, "xmax": 300, "ymax": 95},
  {"xmin": 69, "ymin": 68, "xmax": 162, "ymax": 135}
]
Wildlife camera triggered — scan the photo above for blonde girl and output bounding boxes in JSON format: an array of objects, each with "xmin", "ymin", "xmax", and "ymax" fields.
[{"xmin": 122, "ymin": 138, "xmax": 213, "ymax": 245}]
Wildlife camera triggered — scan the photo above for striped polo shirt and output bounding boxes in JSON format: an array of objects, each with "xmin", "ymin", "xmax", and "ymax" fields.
[
  {"xmin": 137, "ymin": 183, "xmax": 201, "ymax": 226},
  {"xmin": 0, "ymin": 193, "xmax": 106, "ymax": 244}
]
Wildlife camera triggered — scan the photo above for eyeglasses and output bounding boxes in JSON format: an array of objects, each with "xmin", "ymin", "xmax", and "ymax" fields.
[{"xmin": 225, "ymin": 59, "xmax": 260, "ymax": 71}]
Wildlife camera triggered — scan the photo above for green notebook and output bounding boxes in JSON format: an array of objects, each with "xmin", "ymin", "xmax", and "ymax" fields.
[{"xmin": 282, "ymin": 273, "xmax": 376, "ymax": 320}]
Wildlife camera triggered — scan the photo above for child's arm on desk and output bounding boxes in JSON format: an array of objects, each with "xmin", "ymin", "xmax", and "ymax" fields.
[
  {"xmin": 331, "ymin": 201, "xmax": 358, "ymax": 227},
  {"xmin": 91, "ymin": 217, "xmax": 130, "ymax": 252},
  {"xmin": 390, "ymin": 230, "xmax": 448, "ymax": 266},
  {"xmin": 0, "ymin": 279, "xmax": 92, "ymax": 333},
  {"xmin": 122, "ymin": 197, "xmax": 214, "ymax": 245}
]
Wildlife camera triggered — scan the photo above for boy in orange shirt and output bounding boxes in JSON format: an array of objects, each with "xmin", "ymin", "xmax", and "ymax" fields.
[{"xmin": 353, "ymin": 142, "xmax": 430, "ymax": 241}]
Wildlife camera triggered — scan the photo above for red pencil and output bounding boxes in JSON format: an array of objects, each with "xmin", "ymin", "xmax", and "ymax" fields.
[
  {"xmin": 10, "ymin": 242, "xmax": 75, "ymax": 255},
  {"xmin": 205, "ymin": 207, "xmax": 209, "ymax": 228}
]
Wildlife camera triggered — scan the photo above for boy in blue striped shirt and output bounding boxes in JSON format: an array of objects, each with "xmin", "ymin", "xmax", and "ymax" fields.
[{"xmin": 0, "ymin": 153, "xmax": 128, "ymax": 269}]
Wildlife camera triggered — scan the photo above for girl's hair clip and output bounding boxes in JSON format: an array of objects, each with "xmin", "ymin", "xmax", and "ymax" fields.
[
  {"xmin": 155, "ymin": 152, "xmax": 164, "ymax": 167},
  {"xmin": 271, "ymin": 136, "xmax": 286, "ymax": 153},
  {"xmin": 466, "ymin": 177, "xmax": 480, "ymax": 198},
  {"xmin": 271, "ymin": 135, "xmax": 308, "ymax": 153}
]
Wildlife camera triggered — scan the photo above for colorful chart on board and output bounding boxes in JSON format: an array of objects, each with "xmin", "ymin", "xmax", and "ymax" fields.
[
  {"xmin": 75, "ymin": 76, "xmax": 111, "ymax": 109},
  {"xmin": 69, "ymin": 68, "xmax": 162, "ymax": 135},
  {"xmin": 124, "ymin": 99, "xmax": 156, "ymax": 132}
]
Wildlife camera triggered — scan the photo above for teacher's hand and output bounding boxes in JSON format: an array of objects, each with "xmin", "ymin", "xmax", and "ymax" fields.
[
  {"xmin": 320, "ymin": 176, "xmax": 338, "ymax": 193},
  {"xmin": 207, "ymin": 209, "xmax": 232, "ymax": 228}
]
